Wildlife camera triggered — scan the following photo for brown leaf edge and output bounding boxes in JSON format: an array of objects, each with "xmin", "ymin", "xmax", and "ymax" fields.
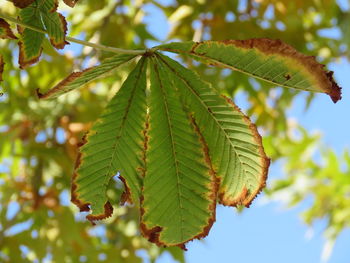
[
  {"xmin": 37, "ymin": 68, "xmax": 93, "ymax": 99},
  {"xmin": 119, "ymin": 175, "xmax": 132, "ymax": 205},
  {"xmin": 0, "ymin": 55, "xmax": 4, "ymax": 82},
  {"xmin": 18, "ymin": 41, "xmax": 43, "ymax": 69},
  {"xmin": 71, "ymin": 134, "xmax": 114, "ymax": 224},
  {"xmin": 8, "ymin": 0, "xmax": 35, "ymax": 8},
  {"xmin": 48, "ymin": 13, "xmax": 69, "ymax": 50},
  {"xmin": 63, "ymin": 0, "xmax": 79, "ymax": 7},
  {"xmin": 139, "ymin": 111, "xmax": 219, "ymax": 250},
  {"xmin": 218, "ymin": 96, "xmax": 270, "ymax": 208},
  {"xmin": 161, "ymin": 38, "xmax": 341, "ymax": 103},
  {"xmin": 219, "ymin": 39, "xmax": 341, "ymax": 103},
  {"xmin": 0, "ymin": 18, "xmax": 17, "ymax": 39}
]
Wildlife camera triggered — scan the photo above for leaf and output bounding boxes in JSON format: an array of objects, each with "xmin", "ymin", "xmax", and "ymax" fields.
[
  {"xmin": 156, "ymin": 53, "xmax": 270, "ymax": 207},
  {"xmin": 0, "ymin": 18, "xmax": 17, "ymax": 39},
  {"xmin": 40, "ymin": 0, "xmax": 68, "ymax": 49},
  {"xmin": 7, "ymin": 0, "xmax": 35, "ymax": 8},
  {"xmin": 18, "ymin": 6, "xmax": 45, "ymax": 69},
  {"xmin": 18, "ymin": 0, "xmax": 68, "ymax": 68},
  {"xmin": 63, "ymin": 0, "xmax": 79, "ymax": 7},
  {"xmin": 71, "ymin": 57, "xmax": 148, "ymax": 222},
  {"xmin": 37, "ymin": 54, "xmax": 137, "ymax": 99},
  {"xmin": 140, "ymin": 57, "xmax": 217, "ymax": 247},
  {"xmin": 157, "ymin": 38, "xmax": 341, "ymax": 103},
  {"xmin": 0, "ymin": 55, "xmax": 4, "ymax": 82}
]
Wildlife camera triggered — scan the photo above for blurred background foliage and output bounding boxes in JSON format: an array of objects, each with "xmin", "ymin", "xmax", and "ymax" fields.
[{"xmin": 0, "ymin": 0, "xmax": 349, "ymax": 262}]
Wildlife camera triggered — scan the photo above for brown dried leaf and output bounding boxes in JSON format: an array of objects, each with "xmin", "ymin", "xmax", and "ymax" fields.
[
  {"xmin": 0, "ymin": 55, "xmax": 4, "ymax": 82},
  {"xmin": 63, "ymin": 0, "xmax": 79, "ymax": 7},
  {"xmin": 0, "ymin": 18, "xmax": 17, "ymax": 39}
]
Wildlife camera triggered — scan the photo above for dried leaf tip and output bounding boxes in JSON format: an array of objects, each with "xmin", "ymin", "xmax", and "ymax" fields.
[
  {"xmin": 18, "ymin": 41, "xmax": 43, "ymax": 69},
  {"xmin": 63, "ymin": 0, "xmax": 79, "ymax": 7},
  {"xmin": 220, "ymin": 38, "xmax": 342, "ymax": 103}
]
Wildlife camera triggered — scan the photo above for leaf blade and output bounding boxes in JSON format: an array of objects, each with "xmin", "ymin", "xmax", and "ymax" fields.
[
  {"xmin": 40, "ymin": 0, "xmax": 68, "ymax": 49},
  {"xmin": 157, "ymin": 53, "xmax": 270, "ymax": 207},
  {"xmin": 38, "ymin": 54, "xmax": 137, "ymax": 99},
  {"xmin": 18, "ymin": 6, "xmax": 45, "ymax": 68},
  {"xmin": 71, "ymin": 57, "xmax": 148, "ymax": 221},
  {"xmin": 141, "ymin": 57, "xmax": 217, "ymax": 247},
  {"xmin": 157, "ymin": 39, "xmax": 341, "ymax": 103}
]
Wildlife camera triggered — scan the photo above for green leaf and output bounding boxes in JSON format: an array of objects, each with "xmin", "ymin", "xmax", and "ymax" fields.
[
  {"xmin": 157, "ymin": 39, "xmax": 341, "ymax": 103},
  {"xmin": 156, "ymin": 53, "xmax": 270, "ymax": 207},
  {"xmin": 0, "ymin": 18, "xmax": 17, "ymax": 39},
  {"xmin": 40, "ymin": 0, "xmax": 68, "ymax": 49},
  {"xmin": 18, "ymin": 5, "xmax": 46, "ymax": 68},
  {"xmin": 18, "ymin": 0, "xmax": 68, "ymax": 68},
  {"xmin": 140, "ymin": 57, "xmax": 217, "ymax": 247},
  {"xmin": 71, "ymin": 57, "xmax": 147, "ymax": 221},
  {"xmin": 38, "ymin": 54, "xmax": 137, "ymax": 99},
  {"xmin": 63, "ymin": 0, "xmax": 79, "ymax": 7}
]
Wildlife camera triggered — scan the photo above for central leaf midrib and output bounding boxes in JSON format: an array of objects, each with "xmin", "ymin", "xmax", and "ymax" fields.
[
  {"xmin": 157, "ymin": 54, "xmax": 255, "ymax": 190},
  {"xmin": 153, "ymin": 60, "xmax": 185, "ymax": 240}
]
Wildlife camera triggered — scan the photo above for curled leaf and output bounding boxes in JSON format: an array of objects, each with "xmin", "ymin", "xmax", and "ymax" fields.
[
  {"xmin": 158, "ymin": 38, "xmax": 341, "ymax": 103},
  {"xmin": 0, "ymin": 18, "xmax": 17, "ymax": 39}
]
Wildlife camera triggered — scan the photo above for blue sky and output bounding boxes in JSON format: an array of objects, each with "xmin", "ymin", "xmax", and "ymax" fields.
[{"xmin": 140, "ymin": 1, "xmax": 350, "ymax": 263}]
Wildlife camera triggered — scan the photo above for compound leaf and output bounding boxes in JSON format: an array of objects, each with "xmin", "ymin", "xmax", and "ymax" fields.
[
  {"xmin": 140, "ymin": 57, "xmax": 217, "ymax": 247},
  {"xmin": 71, "ymin": 57, "xmax": 147, "ymax": 222},
  {"xmin": 157, "ymin": 53, "xmax": 270, "ymax": 207},
  {"xmin": 158, "ymin": 39, "xmax": 341, "ymax": 103},
  {"xmin": 38, "ymin": 54, "xmax": 137, "ymax": 99}
]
